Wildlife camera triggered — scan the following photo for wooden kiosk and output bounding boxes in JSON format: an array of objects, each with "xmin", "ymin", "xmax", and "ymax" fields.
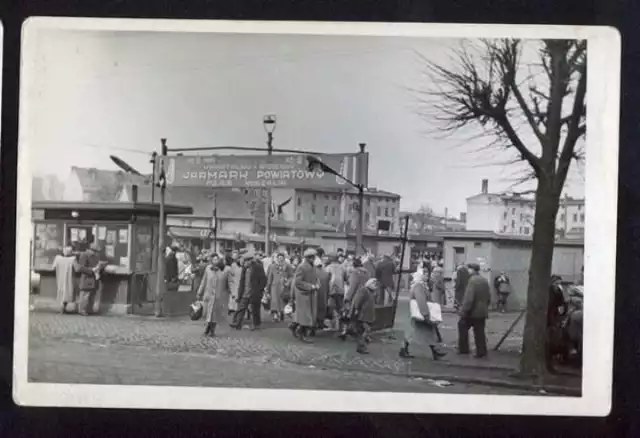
[{"xmin": 31, "ymin": 201, "xmax": 193, "ymax": 315}]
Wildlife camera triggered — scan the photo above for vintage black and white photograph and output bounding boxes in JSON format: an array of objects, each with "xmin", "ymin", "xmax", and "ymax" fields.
[{"xmin": 14, "ymin": 19, "xmax": 619, "ymax": 415}]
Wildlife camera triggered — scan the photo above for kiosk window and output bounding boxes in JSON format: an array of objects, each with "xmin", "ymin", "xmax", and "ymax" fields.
[
  {"xmin": 33, "ymin": 222, "xmax": 64, "ymax": 269},
  {"xmin": 135, "ymin": 224, "xmax": 153, "ymax": 272},
  {"xmin": 96, "ymin": 224, "xmax": 130, "ymax": 268}
]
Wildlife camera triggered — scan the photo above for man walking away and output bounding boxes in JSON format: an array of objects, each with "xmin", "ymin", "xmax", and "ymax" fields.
[
  {"xmin": 76, "ymin": 243, "xmax": 101, "ymax": 316},
  {"xmin": 431, "ymin": 261, "xmax": 446, "ymax": 306},
  {"xmin": 494, "ymin": 271, "xmax": 512, "ymax": 313},
  {"xmin": 454, "ymin": 263, "xmax": 470, "ymax": 311},
  {"xmin": 457, "ymin": 263, "xmax": 491, "ymax": 358},
  {"xmin": 340, "ymin": 257, "xmax": 370, "ymax": 341},
  {"xmin": 231, "ymin": 253, "xmax": 267, "ymax": 331},
  {"xmin": 350, "ymin": 278, "xmax": 379, "ymax": 354},
  {"xmin": 314, "ymin": 257, "xmax": 331, "ymax": 333},
  {"xmin": 290, "ymin": 249, "xmax": 319, "ymax": 343}
]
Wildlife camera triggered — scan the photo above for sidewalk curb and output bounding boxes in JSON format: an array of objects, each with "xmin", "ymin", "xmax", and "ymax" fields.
[{"xmin": 290, "ymin": 359, "xmax": 581, "ymax": 397}]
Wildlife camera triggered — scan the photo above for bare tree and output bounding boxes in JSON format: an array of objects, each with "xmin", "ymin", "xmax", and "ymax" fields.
[{"xmin": 417, "ymin": 39, "xmax": 586, "ymax": 377}]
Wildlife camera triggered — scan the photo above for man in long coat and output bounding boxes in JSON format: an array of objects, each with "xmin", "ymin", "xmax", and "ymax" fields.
[
  {"xmin": 53, "ymin": 246, "xmax": 77, "ymax": 314},
  {"xmin": 290, "ymin": 248, "xmax": 319, "ymax": 343},
  {"xmin": 231, "ymin": 254, "xmax": 267, "ymax": 331},
  {"xmin": 266, "ymin": 252, "xmax": 294, "ymax": 322},
  {"xmin": 314, "ymin": 257, "xmax": 331, "ymax": 332},
  {"xmin": 457, "ymin": 263, "xmax": 491, "ymax": 358},
  {"xmin": 196, "ymin": 254, "xmax": 231, "ymax": 337}
]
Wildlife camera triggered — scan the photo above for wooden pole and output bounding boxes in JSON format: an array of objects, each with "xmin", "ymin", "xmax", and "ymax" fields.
[
  {"xmin": 391, "ymin": 215, "xmax": 410, "ymax": 327},
  {"xmin": 493, "ymin": 309, "xmax": 526, "ymax": 351}
]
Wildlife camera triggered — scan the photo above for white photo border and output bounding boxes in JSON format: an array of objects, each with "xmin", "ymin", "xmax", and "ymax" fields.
[{"xmin": 13, "ymin": 17, "xmax": 620, "ymax": 416}]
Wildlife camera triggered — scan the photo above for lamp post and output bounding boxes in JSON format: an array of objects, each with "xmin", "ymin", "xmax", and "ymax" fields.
[
  {"xmin": 263, "ymin": 114, "xmax": 276, "ymax": 255},
  {"xmin": 150, "ymin": 151, "xmax": 158, "ymax": 203},
  {"xmin": 306, "ymin": 142, "xmax": 367, "ymax": 257},
  {"xmin": 154, "ymin": 138, "xmax": 168, "ymax": 318}
]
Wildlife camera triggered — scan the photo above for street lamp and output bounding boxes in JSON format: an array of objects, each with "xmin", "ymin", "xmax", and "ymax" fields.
[
  {"xmin": 306, "ymin": 146, "xmax": 367, "ymax": 256},
  {"xmin": 262, "ymin": 114, "xmax": 277, "ymax": 256}
]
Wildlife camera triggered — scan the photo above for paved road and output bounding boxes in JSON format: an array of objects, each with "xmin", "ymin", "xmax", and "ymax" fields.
[{"xmin": 28, "ymin": 337, "xmax": 534, "ymax": 395}]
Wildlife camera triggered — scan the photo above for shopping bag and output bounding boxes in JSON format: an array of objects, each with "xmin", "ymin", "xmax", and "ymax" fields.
[
  {"xmin": 409, "ymin": 299, "xmax": 425, "ymax": 321},
  {"xmin": 284, "ymin": 303, "xmax": 294, "ymax": 317},
  {"xmin": 427, "ymin": 302, "xmax": 443, "ymax": 323},
  {"xmin": 189, "ymin": 301, "xmax": 203, "ymax": 321}
]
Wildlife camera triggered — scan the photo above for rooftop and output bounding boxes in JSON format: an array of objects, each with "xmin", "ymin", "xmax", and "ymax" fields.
[
  {"xmin": 32, "ymin": 201, "xmax": 193, "ymax": 216},
  {"xmin": 436, "ymin": 229, "xmax": 584, "ymax": 246},
  {"xmin": 297, "ymin": 186, "xmax": 401, "ymax": 198}
]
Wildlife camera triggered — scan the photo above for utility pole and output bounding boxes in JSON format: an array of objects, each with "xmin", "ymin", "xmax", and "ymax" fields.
[
  {"xmin": 263, "ymin": 115, "xmax": 276, "ymax": 255},
  {"xmin": 150, "ymin": 151, "xmax": 157, "ymax": 203},
  {"xmin": 154, "ymin": 138, "xmax": 168, "ymax": 318},
  {"xmin": 356, "ymin": 143, "xmax": 366, "ymax": 257}
]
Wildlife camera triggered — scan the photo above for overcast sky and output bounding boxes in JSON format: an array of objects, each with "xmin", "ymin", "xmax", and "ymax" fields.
[{"xmin": 26, "ymin": 29, "xmax": 585, "ymax": 215}]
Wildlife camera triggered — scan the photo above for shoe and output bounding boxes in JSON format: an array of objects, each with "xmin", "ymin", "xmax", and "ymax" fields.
[
  {"xmin": 338, "ymin": 333, "xmax": 347, "ymax": 341},
  {"xmin": 431, "ymin": 347, "xmax": 447, "ymax": 360},
  {"xmin": 399, "ymin": 348, "xmax": 414, "ymax": 359},
  {"xmin": 356, "ymin": 347, "xmax": 369, "ymax": 355},
  {"xmin": 474, "ymin": 354, "xmax": 487, "ymax": 359},
  {"xmin": 290, "ymin": 324, "xmax": 300, "ymax": 338},
  {"xmin": 229, "ymin": 323, "xmax": 241, "ymax": 330}
]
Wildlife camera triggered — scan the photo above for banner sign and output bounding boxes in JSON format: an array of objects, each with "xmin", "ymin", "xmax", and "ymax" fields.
[{"xmin": 163, "ymin": 153, "xmax": 369, "ymax": 189}]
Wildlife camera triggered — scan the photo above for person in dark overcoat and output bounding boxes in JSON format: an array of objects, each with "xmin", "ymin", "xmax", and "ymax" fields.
[
  {"xmin": 314, "ymin": 257, "xmax": 331, "ymax": 332},
  {"xmin": 75, "ymin": 243, "xmax": 102, "ymax": 316},
  {"xmin": 231, "ymin": 253, "xmax": 267, "ymax": 331},
  {"xmin": 350, "ymin": 278, "xmax": 379, "ymax": 354},
  {"xmin": 290, "ymin": 248, "xmax": 319, "ymax": 343},
  {"xmin": 375, "ymin": 254, "xmax": 396, "ymax": 305},
  {"xmin": 196, "ymin": 254, "xmax": 231, "ymax": 337},
  {"xmin": 457, "ymin": 263, "xmax": 491, "ymax": 358},
  {"xmin": 454, "ymin": 264, "xmax": 470, "ymax": 310}
]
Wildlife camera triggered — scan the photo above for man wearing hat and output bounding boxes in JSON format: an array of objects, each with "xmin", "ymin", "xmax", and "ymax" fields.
[
  {"xmin": 290, "ymin": 248, "xmax": 320, "ymax": 342},
  {"xmin": 76, "ymin": 242, "xmax": 102, "ymax": 316},
  {"xmin": 457, "ymin": 263, "xmax": 491, "ymax": 358},
  {"xmin": 349, "ymin": 278, "xmax": 380, "ymax": 354},
  {"xmin": 231, "ymin": 252, "xmax": 267, "ymax": 330}
]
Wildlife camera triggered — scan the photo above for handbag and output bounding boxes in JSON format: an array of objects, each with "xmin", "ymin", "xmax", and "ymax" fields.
[
  {"xmin": 409, "ymin": 299, "xmax": 425, "ymax": 321},
  {"xmin": 427, "ymin": 301, "xmax": 443, "ymax": 323},
  {"xmin": 189, "ymin": 301, "xmax": 203, "ymax": 321}
]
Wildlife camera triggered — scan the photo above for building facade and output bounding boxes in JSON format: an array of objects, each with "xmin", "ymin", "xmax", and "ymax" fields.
[
  {"xmin": 466, "ymin": 179, "xmax": 585, "ymax": 237},
  {"xmin": 293, "ymin": 187, "xmax": 401, "ymax": 234}
]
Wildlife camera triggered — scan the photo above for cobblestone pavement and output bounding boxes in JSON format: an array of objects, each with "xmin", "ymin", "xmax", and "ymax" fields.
[
  {"xmin": 27, "ymin": 308, "xmax": 578, "ymax": 393},
  {"xmin": 28, "ymin": 338, "xmax": 535, "ymax": 395}
]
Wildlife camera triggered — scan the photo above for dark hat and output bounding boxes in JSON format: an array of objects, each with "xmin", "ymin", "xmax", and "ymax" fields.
[{"xmin": 467, "ymin": 263, "xmax": 481, "ymax": 271}]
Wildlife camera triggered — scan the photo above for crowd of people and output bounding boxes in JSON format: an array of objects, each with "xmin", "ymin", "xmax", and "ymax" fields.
[{"xmin": 44, "ymin": 240, "xmax": 581, "ymax": 370}]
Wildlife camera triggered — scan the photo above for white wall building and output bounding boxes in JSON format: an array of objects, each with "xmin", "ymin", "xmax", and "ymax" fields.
[{"xmin": 466, "ymin": 179, "xmax": 585, "ymax": 237}]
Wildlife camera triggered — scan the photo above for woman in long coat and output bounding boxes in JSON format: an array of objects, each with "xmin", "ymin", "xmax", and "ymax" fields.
[
  {"xmin": 196, "ymin": 254, "xmax": 231, "ymax": 337},
  {"xmin": 266, "ymin": 252, "xmax": 294, "ymax": 322},
  {"xmin": 399, "ymin": 272, "xmax": 447, "ymax": 360},
  {"xmin": 52, "ymin": 246, "xmax": 77, "ymax": 313},
  {"xmin": 227, "ymin": 256, "xmax": 242, "ymax": 314},
  {"xmin": 291, "ymin": 249, "xmax": 319, "ymax": 342}
]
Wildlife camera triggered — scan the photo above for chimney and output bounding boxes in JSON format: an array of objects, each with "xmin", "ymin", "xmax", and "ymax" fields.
[
  {"xmin": 481, "ymin": 179, "xmax": 488, "ymax": 194},
  {"xmin": 131, "ymin": 184, "xmax": 138, "ymax": 203}
]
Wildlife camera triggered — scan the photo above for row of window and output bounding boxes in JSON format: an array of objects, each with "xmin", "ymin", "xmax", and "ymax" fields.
[
  {"xmin": 297, "ymin": 194, "xmax": 398, "ymax": 207},
  {"xmin": 559, "ymin": 213, "xmax": 585, "ymax": 223}
]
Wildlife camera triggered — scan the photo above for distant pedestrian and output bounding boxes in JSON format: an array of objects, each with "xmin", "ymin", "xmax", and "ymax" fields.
[
  {"xmin": 399, "ymin": 271, "xmax": 447, "ymax": 360},
  {"xmin": 341, "ymin": 257, "xmax": 369, "ymax": 340},
  {"xmin": 76, "ymin": 243, "xmax": 102, "ymax": 316},
  {"xmin": 349, "ymin": 278, "xmax": 379, "ymax": 355},
  {"xmin": 547, "ymin": 275, "xmax": 569, "ymax": 373},
  {"xmin": 362, "ymin": 253, "xmax": 376, "ymax": 280},
  {"xmin": 227, "ymin": 254, "xmax": 242, "ymax": 314},
  {"xmin": 266, "ymin": 252, "xmax": 293, "ymax": 322},
  {"xmin": 454, "ymin": 263, "xmax": 470, "ymax": 310},
  {"xmin": 53, "ymin": 246, "xmax": 77, "ymax": 314},
  {"xmin": 196, "ymin": 254, "xmax": 231, "ymax": 337},
  {"xmin": 431, "ymin": 261, "xmax": 446, "ymax": 306},
  {"xmin": 290, "ymin": 248, "xmax": 319, "ymax": 343},
  {"xmin": 494, "ymin": 272, "xmax": 512, "ymax": 313},
  {"xmin": 457, "ymin": 263, "xmax": 491, "ymax": 358},
  {"xmin": 231, "ymin": 253, "xmax": 267, "ymax": 331}
]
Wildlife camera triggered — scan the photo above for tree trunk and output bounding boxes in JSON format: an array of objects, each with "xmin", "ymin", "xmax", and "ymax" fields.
[{"xmin": 519, "ymin": 179, "xmax": 559, "ymax": 376}]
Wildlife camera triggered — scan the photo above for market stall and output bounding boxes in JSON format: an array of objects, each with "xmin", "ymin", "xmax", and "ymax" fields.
[{"xmin": 31, "ymin": 201, "xmax": 192, "ymax": 315}]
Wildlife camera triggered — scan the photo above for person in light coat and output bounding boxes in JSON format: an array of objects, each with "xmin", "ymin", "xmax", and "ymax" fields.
[
  {"xmin": 399, "ymin": 271, "xmax": 447, "ymax": 360},
  {"xmin": 266, "ymin": 252, "xmax": 294, "ymax": 322},
  {"xmin": 196, "ymin": 254, "xmax": 231, "ymax": 337},
  {"xmin": 52, "ymin": 246, "xmax": 77, "ymax": 314},
  {"xmin": 326, "ymin": 254, "xmax": 348, "ymax": 331},
  {"xmin": 290, "ymin": 248, "xmax": 319, "ymax": 343}
]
